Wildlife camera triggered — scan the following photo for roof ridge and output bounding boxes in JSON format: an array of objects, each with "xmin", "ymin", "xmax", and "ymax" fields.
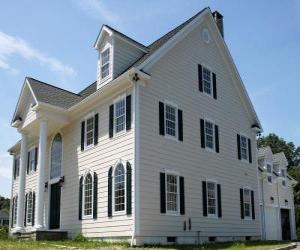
[{"xmin": 27, "ymin": 77, "xmax": 81, "ymax": 97}]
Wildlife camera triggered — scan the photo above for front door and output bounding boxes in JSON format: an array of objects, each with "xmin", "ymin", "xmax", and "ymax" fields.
[
  {"xmin": 281, "ymin": 209, "xmax": 291, "ymax": 240},
  {"xmin": 49, "ymin": 183, "xmax": 61, "ymax": 229}
]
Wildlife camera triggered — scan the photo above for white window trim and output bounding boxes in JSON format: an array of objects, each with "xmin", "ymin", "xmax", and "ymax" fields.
[
  {"xmin": 112, "ymin": 162, "xmax": 127, "ymax": 216},
  {"xmin": 14, "ymin": 155, "xmax": 20, "ymax": 180},
  {"xmin": 204, "ymin": 118, "xmax": 215, "ymax": 152},
  {"xmin": 201, "ymin": 64, "xmax": 213, "ymax": 98},
  {"xmin": 82, "ymin": 172, "xmax": 94, "ymax": 219},
  {"xmin": 49, "ymin": 133, "xmax": 63, "ymax": 181},
  {"xmin": 242, "ymin": 187, "xmax": 252, "ymax": 220},
  {"xmin": 113, "ymin": 94, "xmax": 127, "ymax": 136},
  {"xmin": 26, "ymin": 191, "xmax": 33, "ymax": 226},
  {"xmin": 239, "ymin": 133, "xmax": 249, "ymax": 163},
  {"xmin": 206, "ymin": 178, "xmax": 218, "ymax": 218},
  {"xmin": 165, "ymin": 170, "xmax": 180, "ymax": 216},
  {"xmin": 27, "ymin": 146, "xmax": 37, "ymax": 175},
  {"xmin": 164, "ymin": 101, "xmax": 178, "ymax": 141},
  {"xmin": 99, "ymin": 43, "xmax": 113, "ymax": 83},
  {"xmin": 84, "ymin": 113, "xmax": 95, "ymax": 150}
]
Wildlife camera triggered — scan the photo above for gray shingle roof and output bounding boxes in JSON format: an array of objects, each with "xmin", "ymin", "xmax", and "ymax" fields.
[{"xmin": 27, "ymin": 8, "xmax": 209, "ymax": 109}]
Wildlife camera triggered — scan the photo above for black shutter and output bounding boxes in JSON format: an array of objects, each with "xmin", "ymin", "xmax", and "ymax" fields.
[
  {"xmin": 200, "ymin": 119, "xmax": 205, "ymax": 148},
  {"xmin": 78, "ymin": 177, "xmax": 83, "ymax": 220},
  {"xmin": 202, "ymin": 181, "xmax": 207, "ymax": 217},
  {"xmin": 217, "ymin": 184, "xmax": 222, "ymax": 218},
  {"xmin": 237, "ymin": 134, "xmax": 241, "ymax": 160},
  {"xmin": 94, "ymin": 114, "xmax": 99, "ymax": 145},
  {"xmin": 179, "ymin": 176, "xmax": 185, "ymax": 215},
  {"xmin": 32, "ymin": 192, "xmax": 35, "ymax": 225},
  {"xmin": 178, "ymin": 109, "xmax": 183, "ymax": 141},
  {"xmin": 215, "ymin": 125, "xmax": 219, "ymax": 153},
  {"xmin": 198, "ymin": 64, "xmax": 203, "ymax": 92},
  {"xmin": 159, "ymin": 102, "xmax": 165, "ymax": 136},
  {"xmin": 213, "ymin": 72, "xmax": 217, "ymax": 99},
  {"xmin": 126, "ymin": 95, "xmax": 132, "ymax": 131},
  {"xmin": 160, "ymin": 173, "xmax": 166, "ymax": 214},
  {"xmin": 108, "ymin": 167, "xmax": 113, "ymax": 217},
  {"xmin": 34, "ymin": 147, "xmax": 38, "ymax": 171},
  {"xmin": 109, "ymin": 105, "xmax": 114, "ymax": 138},
  {"xmin": 27, "ymin": 152, "xmax": 30, "ymax": 174},
  {"xmin": 24, "ymin": 193, "xmax": 28, "ymax": 226},
  {"xmin": 93, "ymin": 172, "xmax": 98, "ymax": 219},
  {"xmin": 248, "ymin": 138, "xmax": 252, "ymax": 163},
  {"xmin": 126, "ymin": 162, "xmax": 132, "ymax": 215},
  {"xmin": 240, "ymin": 188, "xmax": 244, "ymax": 219},
  {"xmin": 81, "ymin": 121, "xmax": 85, "ymax": 151},
  {"xmin": 11, "ymin": 197, "xmax": 14, "ymax": 228},
  {"xmin": 251, "ymin": 190, "xmax": 255, "ymax": 220}
]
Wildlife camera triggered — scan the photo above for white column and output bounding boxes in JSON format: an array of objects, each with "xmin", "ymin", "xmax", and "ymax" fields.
[
  {"xmin": 35, "ymin": 120, "xmax": 48, "ymax": 230},
  {"xmin": 16, "ymin": 133, "xmax": 27, "ymax": 232}
]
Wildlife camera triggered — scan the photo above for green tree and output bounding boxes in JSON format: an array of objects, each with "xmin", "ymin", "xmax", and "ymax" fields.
[
  {"xmin": 257, "ymin": 133, "xmax": 300, "ymax": 167},
  {"xmin": 0, "ymin": 196, "xmax": 10, "ymax": 211}
]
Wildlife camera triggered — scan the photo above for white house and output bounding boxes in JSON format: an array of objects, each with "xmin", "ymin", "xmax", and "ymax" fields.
[
  {"xmin": 8, "ymin": 7, "xmax": 266, "ymax": 245},
  {"xmin": 258, "ymin": 147, "xmax": 297, "ymax": 241}
]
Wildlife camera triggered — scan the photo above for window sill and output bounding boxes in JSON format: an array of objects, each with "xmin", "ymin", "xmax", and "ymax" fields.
[
  {"xmin": 82, "ymin": 215, "xmax": 93, "ymax": 220},
  {"xmin": 243, "ymin": 217, "xmax": 253, "ymax": 221},
  {"xmin": 207, "ymin": 214, "xmax": 218, "ymax": 219},
  {"xmin": 164, "ymin": 212, "xmax": 180, "ymax": 216},
  {"xmin": 164, "ymin": 134, "xmax": 178, "ymax": 142},
  {"xmin": 112, "ymin": 211, "xmax": 126, "ymax": 217},
  {"xmin": 204, "ymin": 147, "xmax": 215, "ymax": 153}
]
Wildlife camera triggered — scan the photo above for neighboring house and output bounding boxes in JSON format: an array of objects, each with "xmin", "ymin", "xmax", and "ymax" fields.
[
  {"xmin": 8, "ymin": 7, "xmax": 264, "ymax": 245},
  {"xmin": 258, "ymin": 146, "xmax": 297, "ymax": 241},
  {"xmin": 0, "ymin": 209, "xmax": 9, "ymax": 226}
]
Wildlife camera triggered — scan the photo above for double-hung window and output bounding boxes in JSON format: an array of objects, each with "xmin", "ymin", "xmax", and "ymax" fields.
[
  {"xmin": 86, "ymin": 116, "xmax": 94, "ymax": 147},
  {"xmin": 101, "ymin": 48, "xmax": 110, "ymax": 79},
  {"xmin": 267, "ymin": 164, "xmax": 272, "ymax": 183},
  {"xmin": 14, "ymin": 157, "xmax": 20, "ymax": 179},
  {"xmin": 114, "ymin": 164, "xmax": 125, "ymax": 213},
  {"xmin": 13, "ymin": 196, "xmax": 18, "ymax": 226},
  {"xmin": 207, "ymin": 181, "xmax": 217, "ymax": 216},
  {"xmin": 165, "ymin": 104, "xmax": 177, "ymax": 137},
  {"xmin": 240, "ymin": 136, "xmax": 248, "ymax": 161},
  {"xmin": 243, "ymin": 189, "xmax": 252, "ymax": 218},
  {"xmin": 115, "ymin": 98, "xmax": 126, "ymax": 134},
  {"xmin": 202, "ymin": 67, "xmax": 212, "ymax": 95},
  {"xmin": 28, "ymin": 148, "xmax": 36, "ymax": 173},
  {"xmin": 166, "ymin": 174, "xmax": 179, "ymax": 214},
  {"xmin": 83, "ymin": 173, "xmax": 93, "ymax": 217},
  {"xmin": 205, "ymin": 120, "xmax": 214, "ymax": 149},
  {"xmin": 26, "ymin": 192, "xmax": 33, "ymax": 225}
]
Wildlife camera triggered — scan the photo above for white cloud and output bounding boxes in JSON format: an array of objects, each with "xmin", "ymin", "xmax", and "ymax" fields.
[
  {"xmin": 0, "ymin": 153, "xmax": 12, "ymax": 180},
  {"xmin": 0, "ymin": 31, "xmax": 76, "ymax": 77},
  {"xmin": 74, "ymin": 0, "xmax": 121, "ymax": 26}
]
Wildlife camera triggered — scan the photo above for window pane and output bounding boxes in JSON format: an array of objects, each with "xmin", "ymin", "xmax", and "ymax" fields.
[
  {"xmin": 205, "ymin": 121, "xmax": 214, "ymax": 149},
  {"xmin": 243, "ymin": 189, "xmax": 251, "ymax": 218},
  {"xmin": 50, "ymin": 134, "xmax": 62, "ymax": 179},
  {"xmin": 115, "ymin": 99, "xmax": 126, "ymax": 133},
  {"xmin": 207, "ymin": 182, "xmax": 216, "ymax": 215},
  {"xmin": 86, "ymin": 117, "xmax": 94, "ymax": 146},
  {"xmin": 114, "ymin": 164, "xmax": 125, "ymax": 212},
  {"xmin": 101, "ymin": 49, "xmax": 110, "ymax": 79},
  {"xmin": 165, "ymin": 105, "xmax": 176, "ymax": 137},
  {"xmin": 166, "ymin": 174, "xmax": 178, "ymax": 213},
  {"xmin": 84, "ymin": 174, "xmax": 93, "ymax": 216},
  {"xmin": 203, "ymin": 67, "xmax": 211, "ymax": 95}
]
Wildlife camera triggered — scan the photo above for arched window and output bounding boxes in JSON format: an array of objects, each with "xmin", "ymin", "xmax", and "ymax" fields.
[
  {"xmin": 83, "ymin": 173, "xmax": 93, "ymax": 217},
  {"xmin": 50, "ymin": 134, "xmax": 62, "ymax": 179},
  {"xmin": 26, "ymin": 192, "xmax": 33, "ymax": 225},
  {"xmin": 114, "ymin": 163, "xmax": 125, "ymax": 212}
]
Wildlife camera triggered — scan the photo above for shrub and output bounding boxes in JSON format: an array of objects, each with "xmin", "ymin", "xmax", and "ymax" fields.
[
  {"xmin": 72, "ymin": 233, "xmax": 88, "ymax": 242},
  {"xmin": 0, "ymin": 225, "xmax": 8, "ymax": 239}
]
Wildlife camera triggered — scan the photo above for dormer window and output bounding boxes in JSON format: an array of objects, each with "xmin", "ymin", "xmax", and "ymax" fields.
[{"xmin": 101, "ymin": 48, "xmax": 110, "ymax": 79}]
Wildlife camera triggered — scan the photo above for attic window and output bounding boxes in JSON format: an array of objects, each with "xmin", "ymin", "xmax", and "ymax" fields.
[
  {"xmin": 202, "ymin": 28, "xmax": 210, "ymax": 43},
  {"xmin": 101, "ymin": 48, "xmax": 110, "ymax": 79}
]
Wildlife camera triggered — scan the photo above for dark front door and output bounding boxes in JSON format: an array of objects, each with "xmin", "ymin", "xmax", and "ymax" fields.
[
  {"xmin": 49, "ymin": 183, "xmax": 61, "ymax": 229},
  {"xmin": 281, "ymin": 209, "xmax": 291, "ymax": 240}
]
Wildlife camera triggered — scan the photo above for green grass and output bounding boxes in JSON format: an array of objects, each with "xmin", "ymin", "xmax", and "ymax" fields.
[{"xmin": 0, "ymin": 239, "xmax": 292, "ymax": 250}]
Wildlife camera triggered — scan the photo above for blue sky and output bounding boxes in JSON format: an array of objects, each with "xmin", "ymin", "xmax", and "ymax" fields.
[{"xmin": 0, "ymin": 0, "xmax": 299, "ymax": 198}]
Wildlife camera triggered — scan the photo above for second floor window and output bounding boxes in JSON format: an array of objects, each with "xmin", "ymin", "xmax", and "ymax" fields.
[
  {"xmin": 205, "ymin": 120, "xmax": 214, "ymax": 149},
  {"xmin": 13, "ymin": 157, "xmax": 20, "ymax": 179},
  {"xmin": 86, "ymin": 116, "xmax": 94, "ymax": 147},
  {"xmin": 202, "ymin": 67, "xmax": 212, "ymax": 95},
  {"xmin": 27, "ymin": 148, "xmax": 37, "ymax": 174},
  {"xmin": 115, "ymin": 98, "xmax": 126, "ymax": 133},
  {"xmin": 166, "ymin": 174, "xmax": 178, "ymax": 214},
  {"xmin": 101, "ymin": 48, "xmax": 110, "ymax": 79},
  {"xmin": 165, "ymin": 104, "xmax": 177, "ymax": 137},
  {"xmin": 240, "ymin": 136, "xmax": 248, "ymax": 160}
]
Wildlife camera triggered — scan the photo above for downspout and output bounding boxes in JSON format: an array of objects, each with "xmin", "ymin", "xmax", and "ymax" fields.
[{"xmin": 131, "ymin": 75, "xmax": 140, "ymax": 246}]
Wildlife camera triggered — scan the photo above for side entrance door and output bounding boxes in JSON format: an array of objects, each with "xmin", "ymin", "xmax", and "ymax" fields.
[
  {"xmin": 49, "ymin": 183, "xmax": 61, "ymax": 229},
  {"xmin": 281, "ymin": 208, "xmax": 291, "ymax": 240}
]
